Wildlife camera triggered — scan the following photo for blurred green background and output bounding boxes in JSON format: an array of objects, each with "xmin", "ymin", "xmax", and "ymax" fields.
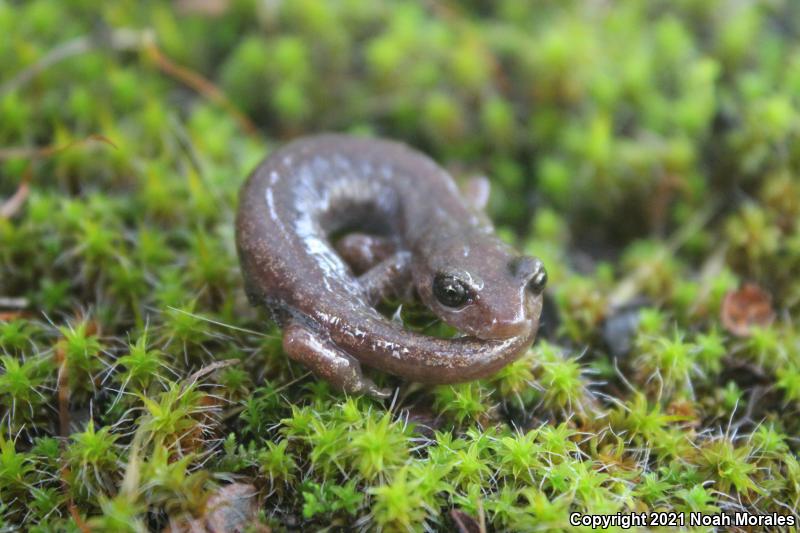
[{"xmin": 1, "ymin": 1, "xmax": 799, "ymax": 531}]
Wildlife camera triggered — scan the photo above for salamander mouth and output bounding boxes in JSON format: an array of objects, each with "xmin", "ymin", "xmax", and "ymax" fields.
[
  {"xmin": 449, "ymin": 310, "xmax": 537, "ymax": 341},
  {"xmin": 458, "ymin": 292, "xmax": 541, "ymax": 341},
  {"xmin": 469, "ymin": 320, "xmax": 535, "ymax": 341}
]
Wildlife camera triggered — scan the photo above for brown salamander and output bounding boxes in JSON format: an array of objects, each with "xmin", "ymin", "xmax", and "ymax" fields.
[{"xmin": 236, "ymin": 134, "xmax": 547, "ymax": 398}]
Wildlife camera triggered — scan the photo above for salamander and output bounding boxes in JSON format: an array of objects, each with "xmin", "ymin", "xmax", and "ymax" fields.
[{"xmin": 235, "ymin": 134, "xmax": 547, "ymax": 398}]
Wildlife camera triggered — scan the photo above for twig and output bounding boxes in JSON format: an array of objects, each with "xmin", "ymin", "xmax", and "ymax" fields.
[
  {"xmin": 0, "ymin": 28, "xmax": 148, "ymax": 97},
  {"xmin": 166, "ymin": 305, "xmax": 278, "ymax": 338},
  {"xmin": 55, "ymin": 336, "xmax": 90, "ymax": 532},
  {"xmin": 422, "ymin": 0, "xmax": 512, "ymax": 95},
  {"xmin": 0, "ymin": 136, "xmax": 116, "ymax": 217},
  {"xmin": 120, "ymin": 427, "xmax": 144, "ymax": 497},
  {"xmin": 1, "ymin": 27, "xmax": 258, "ymax": 138},
  {"xmin": 689, "ymin": 242, "xmax": 729, "ymax": 316},
  {"xmin": 185, "ymin": 359, "xmax": 240, "ymax": 389},
  {"xmin": 0, "ymin": 134, "xmax": 117, "ymax": 161},
  {"xmin": 142, "ymin": 40, "xmax": 258, "ymax": 136},
  {"xmin": 68, "ymin": 502, "xmax": 91, "ymax": 533},
  {"xmin": 55, "ymin": 344, "xmax": 70, "ymax": 438},
  {"xmin": 608, "ymin": 202, "xmax": 718, "ymax": 308},
  {"xmin": 0, "ymin": 169, "xmax": 30, "ymax": 219},
  {"xmin": 0, "ymin": 297, "xmax": 29, "ymax": 309}
]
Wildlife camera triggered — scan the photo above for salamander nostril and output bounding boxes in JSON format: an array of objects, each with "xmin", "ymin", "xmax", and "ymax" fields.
[{"xmin": 509, "ymin": 256, "xmax": 536, "ymax": 278}]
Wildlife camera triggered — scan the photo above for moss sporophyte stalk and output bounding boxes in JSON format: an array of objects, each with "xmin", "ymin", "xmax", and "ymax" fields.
[{"xmin": 1, "ymin": 0, "xmax": 800, "ymax": 530}]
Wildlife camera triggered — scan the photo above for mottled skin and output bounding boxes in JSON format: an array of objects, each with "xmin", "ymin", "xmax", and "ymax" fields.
[{"xmin": 236, "ymin": 134, "xmax": 546, "ymax": 397}]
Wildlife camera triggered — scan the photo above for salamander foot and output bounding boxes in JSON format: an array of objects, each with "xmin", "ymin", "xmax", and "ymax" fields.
[
  {"xmin": 335, "ymin": 233, "xmax": 397, "ymax": 274},
  {"xmin": 283, "ymin": 322, "xmax": 391, "ymax": 399}
]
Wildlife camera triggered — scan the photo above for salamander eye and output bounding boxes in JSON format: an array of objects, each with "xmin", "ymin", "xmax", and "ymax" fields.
[
  {"xmin": 527, "ymin": 261, "xmax": 548, "ymax": 294},
  {"xmin": 433, "ymin": 273, "xmax": 470, "ymax": 308}
]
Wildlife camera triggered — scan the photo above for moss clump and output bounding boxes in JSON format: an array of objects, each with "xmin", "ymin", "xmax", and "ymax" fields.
[{"xmin": 1, "ymin": 0, "xmax": 800, "ymax": 530}]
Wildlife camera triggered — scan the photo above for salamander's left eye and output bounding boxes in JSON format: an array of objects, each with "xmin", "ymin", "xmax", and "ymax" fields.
[{"xmin": 433, "ymin": 273, "xmax": 470, "ymax": 308}]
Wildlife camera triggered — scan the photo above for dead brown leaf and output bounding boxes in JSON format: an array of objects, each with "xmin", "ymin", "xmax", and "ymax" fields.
[
  {"xmin": 721, "ymin": 283, "xmax": 775, "ymax": 337},
  {"xmin": 175, "ymin": 0, "xmax": 230, "ymax": 16},
  {"xmin": 0, "ymin": 176, "xmax": 30, "ymax": 219},
  {"xmin": 167, "ymin": 484, "xmax": 268, "ymax": 533},
  {"xmin": 0, "ymin": 311, "xmax": 28, "ymax": 321},
  {"xmin": 450, "ymin": 507, "xmax": 485, "ymax": 533}
]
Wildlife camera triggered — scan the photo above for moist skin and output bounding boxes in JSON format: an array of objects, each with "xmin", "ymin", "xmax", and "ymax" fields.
[{"xmin": 236, "ymin": 134, "xmax": 546, "ymax": 397}]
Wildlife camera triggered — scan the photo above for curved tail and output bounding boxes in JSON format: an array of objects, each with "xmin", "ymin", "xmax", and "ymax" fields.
[{"xmin": 325, "ymin": 299, "xmax": 541, "ymax": 384}]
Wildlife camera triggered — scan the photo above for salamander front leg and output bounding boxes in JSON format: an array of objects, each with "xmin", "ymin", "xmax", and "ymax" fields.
[
  {"xmin": 335, "ymin": 233, "xmax": 398, "ymax": 274},
  {"xmin": 283, "ymin": 322, "xmax": 391, "ymax": 399},
  {"xmin": 358, "ymin": 251, "xmax": 413, "ymax": 306}
]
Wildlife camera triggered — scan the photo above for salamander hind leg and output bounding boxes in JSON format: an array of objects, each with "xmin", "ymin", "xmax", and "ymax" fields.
[
  {"xmin": 461, "ymin": 175, "xmax": 491, "ymax": 211},
  {"xmin": 282, "ymin": 321, "xmax": 391, "ymax": 399}
]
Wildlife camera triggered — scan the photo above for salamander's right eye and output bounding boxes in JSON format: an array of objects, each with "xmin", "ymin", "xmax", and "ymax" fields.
[
  {"xmin": 433, "ymin": 273, "xmax": 470, "ymax": 308},
  {"xmin": 527, "ymin": 260, "xmax": 547, "ymax": 295},
  {"xmin": 510, "ymin": 256, "xmax": 548, "ymax": 295}
]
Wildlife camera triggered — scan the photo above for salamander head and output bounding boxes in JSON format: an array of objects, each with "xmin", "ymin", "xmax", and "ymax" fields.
[{"xmin": 413, "ymin": 232, "xmax": 546, "ymax": 340}]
